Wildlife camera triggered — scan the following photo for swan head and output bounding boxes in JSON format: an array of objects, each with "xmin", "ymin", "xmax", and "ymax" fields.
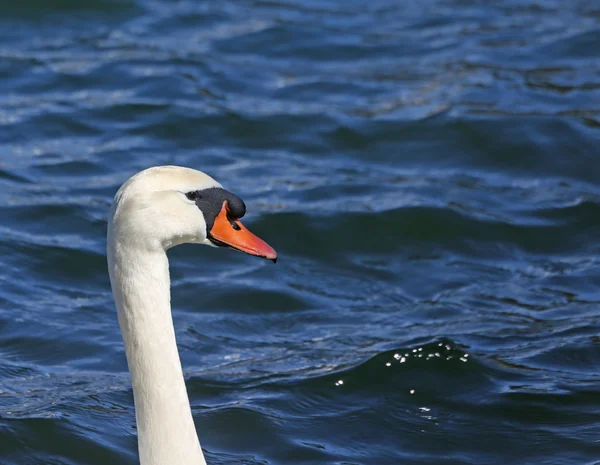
[{"xmin": 108, "ymin": 165, "xmax": 277, "ymax": 261}]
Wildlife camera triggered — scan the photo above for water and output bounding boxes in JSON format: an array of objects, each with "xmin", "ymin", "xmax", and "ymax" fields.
[{"xmin": 0, "ymin": 1, "xmax": 599, "ymax": 464}]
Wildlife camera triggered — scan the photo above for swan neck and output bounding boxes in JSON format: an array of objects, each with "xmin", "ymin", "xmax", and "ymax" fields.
[{"xmin": 108, "ymin": 242, "xmax": 206, "ymax": 465}]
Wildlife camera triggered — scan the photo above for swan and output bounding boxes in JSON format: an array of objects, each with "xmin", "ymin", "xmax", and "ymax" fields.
[{"xmin": 107, "ymin": 165, "xmax": 277, "ymax": 465}]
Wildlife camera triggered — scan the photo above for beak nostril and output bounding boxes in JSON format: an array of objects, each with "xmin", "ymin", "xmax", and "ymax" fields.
[{"xmin": 226, "ymin": 212, "xmax": 241, "ymax": 231}]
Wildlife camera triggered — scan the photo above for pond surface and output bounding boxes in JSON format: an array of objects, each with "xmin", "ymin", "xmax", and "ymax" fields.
[{"xmin": 0, "ymin": 1, "xmax": 599, "ymax": 464}]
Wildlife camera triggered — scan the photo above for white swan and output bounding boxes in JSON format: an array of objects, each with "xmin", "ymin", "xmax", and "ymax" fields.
[{"xmin": 107, "ymin": 166, "xmax": 277, "ymax": 465}]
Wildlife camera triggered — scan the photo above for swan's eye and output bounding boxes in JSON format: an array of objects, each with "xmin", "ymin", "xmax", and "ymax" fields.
[{"xmin": 185, "ymin": 191, "xmax": 200, "ymax": 201}]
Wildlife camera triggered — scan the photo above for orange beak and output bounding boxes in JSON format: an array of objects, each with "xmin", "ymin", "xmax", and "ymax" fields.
[{"xmin": 209, "ymin": 201, "xmax": 277, "ymax": 262}]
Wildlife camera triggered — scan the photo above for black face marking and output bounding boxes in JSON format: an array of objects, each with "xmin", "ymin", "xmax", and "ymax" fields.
[{"xmin": 194, "ymin": 187, "xmax": 246, "ymax": 233}]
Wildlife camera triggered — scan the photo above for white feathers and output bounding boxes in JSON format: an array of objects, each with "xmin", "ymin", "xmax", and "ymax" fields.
[
  {"xmin": 107, "ymin": 166, "xmax": 221, "ymax": 465},
  {"xmin": 109, "ymin": 165, "xmax": 222, "ymax": 250}
]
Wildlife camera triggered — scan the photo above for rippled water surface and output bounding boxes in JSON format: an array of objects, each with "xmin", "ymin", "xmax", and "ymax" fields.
[{"xmin": 1, "ymin": 1, "xmax": 600, "ymax": 464}]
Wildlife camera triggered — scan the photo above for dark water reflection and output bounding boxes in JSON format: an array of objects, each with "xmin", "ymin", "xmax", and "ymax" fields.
[{"xmin": 0, "ymin": 1, "xmax": 599, "ymax": 464}]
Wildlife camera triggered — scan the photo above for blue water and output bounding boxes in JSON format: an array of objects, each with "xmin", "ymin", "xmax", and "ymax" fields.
[{"xmin": 1, "ymin": 1, "xmax": 599, "ymax": 464}]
